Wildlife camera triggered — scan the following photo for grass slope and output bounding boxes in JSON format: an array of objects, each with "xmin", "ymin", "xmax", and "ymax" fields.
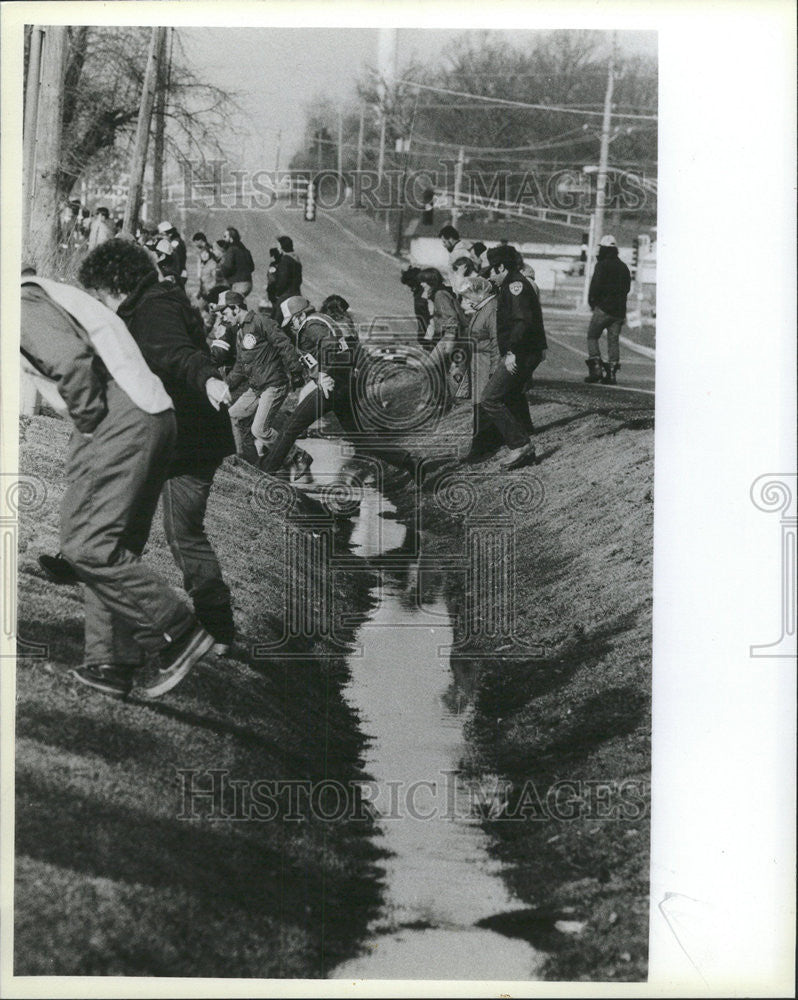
[{"xmin": 15, "ymin": 415, "xmax": 383, "ymax": 978}]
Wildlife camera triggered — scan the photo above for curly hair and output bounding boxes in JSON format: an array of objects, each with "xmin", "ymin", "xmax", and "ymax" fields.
[
  {"xmin": 416, "ymin": 267, "xmax": 444, "ymax": 292},
  {"xmin": 78, "ymin": 238, "xmax": 157, "ymax": 297}
]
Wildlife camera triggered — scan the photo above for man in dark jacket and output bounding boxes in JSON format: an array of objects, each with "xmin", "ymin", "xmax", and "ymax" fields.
[
  {"xmin": 79, "ymin": 240, "xmax": 237, "ymax": 655},
  {"xmin": 21, "ymin": 273, "xmax": 215, "ymax": 699},
  {"xmin": 260, "ymin": 296, "xmax": 412, "ymax": 478},
  {"xmin": 584, "ymin": 234, "xmax": 631, "ymax": 385},
  {"xmin": 272, "ymin": 236, "xmax": 303, "ymax": 304},
  {"xmin": 220, "ymin": 226, "xmax": 255, "ymax": 298},
  {"xmin": 476, "ymin": 244, "xmax": 547, "ymax": 470},
  {"xmin": 220, "ymin": 291, "xmax": 304, "ymax": 457},
  {"xmin": 157, "ymin": 221, "xmax": 188, "ymax": 287}
]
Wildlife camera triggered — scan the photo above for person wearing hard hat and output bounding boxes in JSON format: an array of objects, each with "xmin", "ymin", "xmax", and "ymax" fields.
[
  {"xmin": 584, "ymin": 233, "xmax": 631, "ymax": 385},
  {"xmin": 157, "ymin": 221, "xmax": 188, "ymax": 288},
  {"xmin": 259, "ymin": 295, "xmax": 415, "ymax": 479}
]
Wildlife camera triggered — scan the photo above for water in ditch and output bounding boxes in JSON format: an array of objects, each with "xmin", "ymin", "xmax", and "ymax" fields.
[{"xmin": 294, "ymin": 436, "xmax": 545, "ymax": 980}]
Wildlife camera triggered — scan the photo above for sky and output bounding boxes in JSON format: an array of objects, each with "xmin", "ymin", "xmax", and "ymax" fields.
[{"xmin": 179, "ymin": 28, "xmax": 657, "ymax": 172}]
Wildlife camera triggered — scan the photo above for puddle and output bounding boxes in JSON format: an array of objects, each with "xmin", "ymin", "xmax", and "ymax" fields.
[{"xmin": 292, "ymin": 436, "xmax": 545, "ymax": 980}]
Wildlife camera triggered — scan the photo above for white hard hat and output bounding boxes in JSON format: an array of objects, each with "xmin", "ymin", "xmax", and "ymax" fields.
[
  {"xmin": 280, "ymin": 295, "xmax": 311, "ymax": 327},
  {"xmin": 599, "ymin": 234, "xmax": 617, "ymax": 247},
  {"xmin": 157, "ymin": 220, "xmax": 173, "ymax": 234}
]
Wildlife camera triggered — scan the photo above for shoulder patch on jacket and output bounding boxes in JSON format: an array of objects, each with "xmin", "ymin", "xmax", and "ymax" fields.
[{"xmin": 509, "ymin": 281, "xmax": 523, "ymax": 296}]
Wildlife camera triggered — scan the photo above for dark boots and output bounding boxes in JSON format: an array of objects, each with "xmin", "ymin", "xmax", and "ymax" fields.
[
  {"xmin": 584, "ymin": 358, "xmax": 603, "ymax": 383},
  {"xmin": 601, "ymin": 362, "xmax": 620, "ymax": 385}
]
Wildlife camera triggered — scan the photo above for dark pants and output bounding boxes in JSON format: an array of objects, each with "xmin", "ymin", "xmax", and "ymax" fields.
[
  {"xmin": 587, "ymin": 307, "xmax": 623, "ymax": 363},
  {"xmin": 478, "ymin": 352, "xmax": 542, "ymax": 451},
  {"xmin": 60, "ymin": 383, "xmax": 195, "ymax": 667},
  {"xmin": 162, "ymin": 465, "xmax": 234, "ymax": 645},
  {"xmin": 261, "ymin": 378, "xmax": 411, "ymax": 474}
]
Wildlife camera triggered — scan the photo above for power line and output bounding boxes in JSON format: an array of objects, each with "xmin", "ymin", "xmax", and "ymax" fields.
[{"xmin": 400, "ymin": 79, "xmax": 658, "ymax": 121}]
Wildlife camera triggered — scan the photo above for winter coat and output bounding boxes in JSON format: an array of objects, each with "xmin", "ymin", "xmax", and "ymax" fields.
[
  {"xmin": 117, "ymin": 272, "xmax": 235, "ymax": 475},
  {"xmin": 495, "ymin": 270, "xmax": 547, "ymax": 360},
  {"xmin": 588, "ymin": 245, "xmax": 631, "ymax": 318},
  {"xmin": 467, "ymin": 294, "xmax": 500, "ymax": 399},
  {"xmin": 291, "ymin": 311, "xmax": 363, "ymax": 385},
  {"xmin": 429, "ymin": 287, "xmax": 465, "ymax": 345},
  {"xmin": 227, "ymin": 311, "xmax": 303, "ymax": 393},
  {"xmin": 221, "ymin": 242, "xmax": 255, "ymax": 284},
  {"xmin": 273, "ymin": 251, "xmax": 302, "ymax": 303}
]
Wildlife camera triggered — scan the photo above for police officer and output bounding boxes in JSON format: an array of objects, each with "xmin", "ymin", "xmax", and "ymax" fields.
[
  {"xmin": 479, "ymin": 244, "xmax": 547, "ymax": 470},
  {"xmin": 260, "ymin": 295, "xmax": 413, "ymax": 478}
]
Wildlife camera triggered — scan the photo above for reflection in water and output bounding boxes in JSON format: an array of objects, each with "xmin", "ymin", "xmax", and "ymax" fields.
[{"xmin": 292, "ymin": 435, "xmax": 544, "ymax": 980}]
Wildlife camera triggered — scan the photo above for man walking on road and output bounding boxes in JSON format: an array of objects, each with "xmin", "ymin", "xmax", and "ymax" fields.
[
  {"xmin": 219, "ymin": 291, "xmax": 304, "ymax": 458},
  {"xmin": 20, "ymin": 274, "xmax": 215, "ymax": 699},
  {"xmin": 584, "ymin": 234, "xmax": 631, "ymax": 385},
  {"xmin": 79, "ymin": 240, "xmax": 237, "ymax": 657},
  {"xmin": 479, "ymin": 245, "xmax": 547, "ymax": 470},
  {"xmin": 220, "ymin": 226, "xmax": 255, "ymax": 298}
]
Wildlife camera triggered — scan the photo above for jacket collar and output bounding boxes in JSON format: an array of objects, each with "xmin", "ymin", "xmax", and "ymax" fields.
[{"xmin": 117, "ymin": 270, "xmax": 161, "ymax": 318}]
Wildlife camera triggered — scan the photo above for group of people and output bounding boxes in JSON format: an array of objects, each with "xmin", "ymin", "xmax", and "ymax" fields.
[
  {"xmin": 400, "ymin": 225, "xmax": 548, "ymax": 470},
  {"xmin": 58, "ymin": 202, "xmax": 121, "ymax": 252},
  {"xmin": 20, "ymin": 211, "xmax": 631, "ymax": 702}
]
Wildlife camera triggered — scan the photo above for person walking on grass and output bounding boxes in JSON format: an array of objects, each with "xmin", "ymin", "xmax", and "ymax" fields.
[
  {"xmin": 218, "ymin": 291, "xmax": 304, "ymax": 459},
  {"xmin": 480, "ymin": 244, "xmax": 547, "ymax": 470},
  {"xmin": 584, "ymin": 234, "xmax": 631, "ymax": 385},
  {"xmin": 21, "ymin": 273, "xmax": 215, "ymax": 700},
  {"xmin": 78, "ymin": 239, "xmax": 238, "ymax": 658}
]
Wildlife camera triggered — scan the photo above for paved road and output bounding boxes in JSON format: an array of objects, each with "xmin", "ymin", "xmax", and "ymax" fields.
[{"xmin": 184, "ymin": 202, "xmax": 654, "ymax": 410}]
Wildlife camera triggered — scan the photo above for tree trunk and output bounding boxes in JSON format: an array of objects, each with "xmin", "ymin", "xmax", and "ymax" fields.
[
  {"xmin": 151, "ymin": 28, "xmax": 168, "ymax": 223},
  {"xmin": 26, "ymin": 26, "xmax": 68, "ymax": 275}
]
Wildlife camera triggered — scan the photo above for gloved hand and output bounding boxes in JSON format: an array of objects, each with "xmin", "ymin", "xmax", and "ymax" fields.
[
  {"xmin": 317, "ymin": 372, "xmax": 335, "ymax": 398},
  {"xmin": 205, "ymin": 377, "xmax": 232, "ymax": 410}
]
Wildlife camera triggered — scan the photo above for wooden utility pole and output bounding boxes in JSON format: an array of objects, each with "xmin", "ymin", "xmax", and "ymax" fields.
[
  {"xmin": 151, "ymin": 28, "xmax": 170, "ymax": 224},
  {"xmin": 337, "ymin": 110, "xmax": 344, "ymax": 177},
  {"xmin": 451, "ymin": 146, "xmax": 465, "ymax": 229},
  {"xmin": 22, "ymin": 26, "xmax": 44, "ymax": 241},
  {"xmin": 356, "ymin": 103, "xmax": 365, "ymax": 173},
  {"xmin": 123, "ymin": 26, "xmax": 166, "ymax": 234},
  {"xmin": 582, "ymin": 33, "xmax": 616, "ymax": 306},
  {"xmin": 274, "ymin": 129, "xmax": 282, "ymax": 172},
  {"xmin": 26, "ymin": 26, "xmax": 68, "ymax": 272}
]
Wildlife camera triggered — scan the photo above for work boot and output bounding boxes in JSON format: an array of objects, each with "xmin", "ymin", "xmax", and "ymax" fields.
[
  {"xmin": 601, "ymin": 362, "xmax": 620, "ymax": 385},
  {"xmin": 584, "ymin": 358, "xmax": 603, "ymax": 383},
  {"xmin": 501, "ymin": 443, "xmax": 536, "ymax": 471},
  {"xmin": 39, "ymin": 552, "xmax": 80, "ymax": 586}
]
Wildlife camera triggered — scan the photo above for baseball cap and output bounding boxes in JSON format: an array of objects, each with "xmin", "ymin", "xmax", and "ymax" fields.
[
  {"xmin": 210, "ymin": 290, "xmax": 247, "ymax": 312},
  {"xmin": 157, "ymin": 220, "xmax": 174, "ymax": 234},
  {"xmin": 599, "ymin": 234, "xmax": 617, "ymax": 247},
  {"xmin": 280, "ymin": 295, "xmax": 311, "ymax": 327}
]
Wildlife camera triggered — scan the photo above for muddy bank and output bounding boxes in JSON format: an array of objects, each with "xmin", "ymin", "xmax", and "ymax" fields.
[
  {"xmin": 384, "ymin": 383, "xmax": 654, "ymax": 982},
  {"xmin": 15, "ymin": 415, "xmax": 382, "ymax": 977}
]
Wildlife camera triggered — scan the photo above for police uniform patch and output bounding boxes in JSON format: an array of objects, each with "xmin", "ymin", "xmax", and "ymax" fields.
[
  {"xmin": 242, "ymin": 333, "xmax": 257, "ymax": 350},
  {"xmin": 509, "ymin": 281, "xmax": 523, "ymax": 296}
]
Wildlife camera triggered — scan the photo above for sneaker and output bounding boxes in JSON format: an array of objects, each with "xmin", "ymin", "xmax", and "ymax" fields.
[
  {"xmin": 501, "ymin": 443, "xmax": 536, "ymax": 471},
  {"xmin": 72, "ymin": 663, "xmax": 136, "ymax": 698},
  {"xmin": 39, "ymin": 552, "xmax": 80, "ymax": 586},
  {"xmin": 138, "ymin": 625, "xmax": 214, "ymax": 698}
]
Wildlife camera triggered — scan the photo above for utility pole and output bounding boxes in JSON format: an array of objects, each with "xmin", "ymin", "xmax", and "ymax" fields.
[
  {"xmin": 316, "ymin": 129, "xmax": 323, "ymax": 172},
  {"xmin": 356, "ymin": 102, "xmax": 364, "ymax": 173},
  {"xmin": 274, "ymin": 129, "xmax": 282, "ymax": 172},
  {"xmin": 26, "ymin": 25, "xmax": 68, "ymax": 272},
  {"xmin": 123, "ymin": 26, "xmax": 166, "ymax": 235},
  {"xmin": 451, "ymin": 146, "xmax": 465, "ymax": 229},
  {"xmin": 337, "ymin": 109, "xmax": 344, "ymax": 177},
  {"xmin": 151, "ymin": 28, "xmax": 170, "ymax": 224},
  {"xmin": 22, "ymin": 26, "xmax": 44, "ymax": 241},
  {"xmin": 582, "ymin": 33, "xmax": 616, "ymax": 306}
]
